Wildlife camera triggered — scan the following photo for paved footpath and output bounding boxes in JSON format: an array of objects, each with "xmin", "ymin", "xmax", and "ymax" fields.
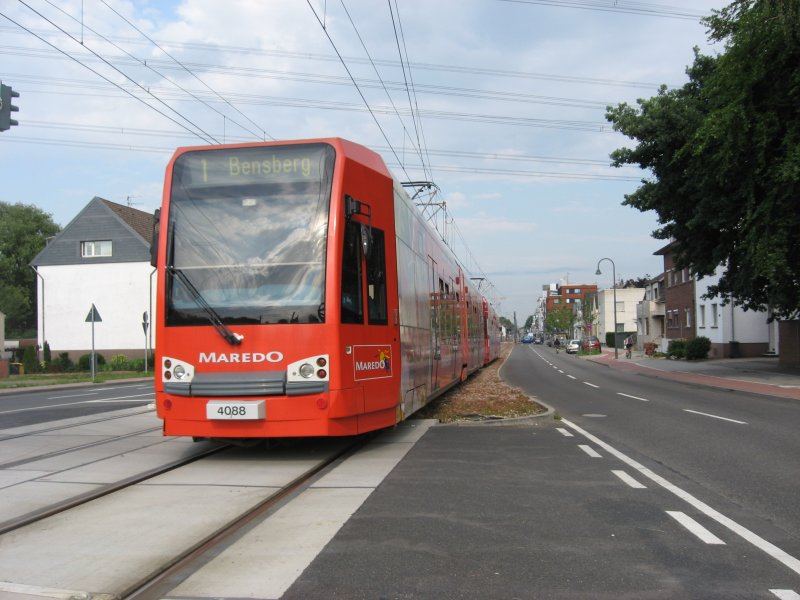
[{"xmin": 586, "ymin": 349, "xmax": 800, "ymax": 401}]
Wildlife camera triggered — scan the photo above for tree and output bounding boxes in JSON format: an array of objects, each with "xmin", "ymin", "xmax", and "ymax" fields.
[
  {"xmin": 606, "ymin": 0, "xmax": 800, "ymax": 318},
  {"xmin": 620, "ymin": 275, "xmax": 651, "ymax": 289},
  {"xmin": 523, "ymin": 315, "xmax": 534, "ymax": 331},
  {"xmin": 0, "ymin": 202, "xmax": 60, "ymax": 337},
  {"xmin": 545, "ymin": 305, "xmax": 574, "ymax": 335}
]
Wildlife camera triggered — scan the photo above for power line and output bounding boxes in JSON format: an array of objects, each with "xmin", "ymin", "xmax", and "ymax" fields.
[
  {"xmin": 496, "ymin": 0, "xmax": 709, "ymax": 20},
  {"xmin": 4, "ymin": 2, "xmax": 217, "ymax": 144},
  {"xmin": 305, "ymin": 0, "xmax": 411, "ymax": 180},
  {"xmin": 0, "ymin": 25, "xmax": 672, "ymax": 90},
  {"xmin": 97, "ymin": 0, "xmax": 273, "ymax": 142},
  {"xmin": 338, "ymin": 0, "xmax": 426, "ymax": 173}
]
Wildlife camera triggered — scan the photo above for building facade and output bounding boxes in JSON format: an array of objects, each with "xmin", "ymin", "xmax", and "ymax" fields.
[
  {"xmin": 594, "ymin": 287, "xmax": 644, "ymax": 346},
  {"xmin": 654, "ymin": 242, "xmax": 696, "ymax": 343},
  {"xmin": 695, "ymin": 266, "xmax": 775, "ymax": 358},
  {"xmin": 30, "ymin": 198, "xmax": 156, "ymax": 361},
  {"xmin": 636, "ymin": 274, "xmax": 666, "ymax": 351}
]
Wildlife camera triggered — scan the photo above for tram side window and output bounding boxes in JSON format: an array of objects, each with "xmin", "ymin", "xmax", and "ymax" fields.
[
  {"xmin": 341, "ymin": 220, "xmax": 364, "ymax": 323},
  {"xmin": 367, "ymin": 228, "xmax": 388, "ymax": 325}
]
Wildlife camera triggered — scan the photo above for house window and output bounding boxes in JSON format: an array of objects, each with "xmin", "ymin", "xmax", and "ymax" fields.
[
  {"xmin": 698, "ymin": 305, "xmax": 706, "ymax": 328},
  {"xmin": 616, "ymin": 301, "xmax": 625, "ymax": 312},
  {"xmin": 711, "ymin": 303, "xmax": 719, "ymax": 327},
  {"xmin": 81, "ymin": 240, "xmax": 112, "ymax": 257},
  {"xmin": 685, "ymin": 308, "xmax": 692, "ymax": 327}
]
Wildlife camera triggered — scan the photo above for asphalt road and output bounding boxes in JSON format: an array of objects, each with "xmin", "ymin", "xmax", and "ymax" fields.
[
  {"xmin": 503, "ymin": 344, "xmax": 800, "ymax": 565},
  {"xmin": 0, "ymin": 381, "xmax": 155, "ymax": 429}
]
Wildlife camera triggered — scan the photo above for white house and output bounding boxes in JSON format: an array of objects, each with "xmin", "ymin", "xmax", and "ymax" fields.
[
  {"xmin": 30, "ymin": 197, "xmax": 157, "ymax": 361},
  {"xmin": 594, "ymin": 287, "xmax": 645, "ymax": 347},
  {"xmin": 694, "ymin": 266, "xmax": 775, "ymax": 358}
]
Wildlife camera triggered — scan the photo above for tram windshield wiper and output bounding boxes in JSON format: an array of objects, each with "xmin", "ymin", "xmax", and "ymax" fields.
[{"xmin": 169, "ymin": 267, "xmax": 243, "ymax": 346}]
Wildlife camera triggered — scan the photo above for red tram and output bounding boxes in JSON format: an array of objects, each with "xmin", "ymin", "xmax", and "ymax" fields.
[{"xmin": 150, "ymin": 138, "xmax": 501, "ymax": 439}]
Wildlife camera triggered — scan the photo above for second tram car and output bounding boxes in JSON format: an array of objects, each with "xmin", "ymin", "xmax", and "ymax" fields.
[{"xmin": 151, "ymin": 138, "xmax": 500, "ymax": 439}]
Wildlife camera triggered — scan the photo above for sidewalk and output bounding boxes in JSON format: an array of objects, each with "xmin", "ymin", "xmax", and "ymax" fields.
[{"xmin": 586, "ymin": 348, "xmax": 800, "ymax": 401}]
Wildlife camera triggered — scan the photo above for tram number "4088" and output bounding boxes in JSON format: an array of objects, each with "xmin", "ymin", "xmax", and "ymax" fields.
[{"xmin": 206, "ymin": 400, "xmax": 266, "ymax": 420}]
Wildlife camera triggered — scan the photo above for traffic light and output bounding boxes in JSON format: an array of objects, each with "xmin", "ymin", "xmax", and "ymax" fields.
[{"xmin": 0, "ymin": 83, "xmax": 20, "ymax": 132}]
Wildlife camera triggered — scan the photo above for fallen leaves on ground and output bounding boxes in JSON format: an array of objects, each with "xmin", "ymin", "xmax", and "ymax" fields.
[{"xmin": 414, "ymin": 342, "xmax": 547, "ymax": 423}]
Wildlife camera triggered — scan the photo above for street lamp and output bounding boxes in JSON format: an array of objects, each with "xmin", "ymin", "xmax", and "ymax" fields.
[{"xmin": 595, "ymin": 257, "xmax": 618, "ymax": 359}]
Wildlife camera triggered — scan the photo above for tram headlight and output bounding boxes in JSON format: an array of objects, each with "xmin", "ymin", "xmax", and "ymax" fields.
[
  {"xmin": 298, "ymin": 363, "xmax": 315, "ymax": 378},
  {"xmin": 161, "ymin": 356, "xmax": 195, "ymax": 383}
]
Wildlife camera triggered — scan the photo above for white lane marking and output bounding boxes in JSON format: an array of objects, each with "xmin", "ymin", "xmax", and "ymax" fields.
[
  {"xmin": 48, "ymin": 392, "xmax": 98, "ymax": 399},
  {"xmin": 578, "ymin": 444, "xmax": 602, "ymax": 458},
  {"xmin": 584, "ymin": 382, "xmax": 599, "ymax": 388},
  {"xmin": 563, "ymin": 418, "xmax": 800, "ymax": 576},
  {"xmin": 556, "ymin": 428, "xmax": 574, "ymax": 437},
  {"xmin": 558, "ymin": 369, "xmax": 564, "ymax": 374},
  {"xmin": 87, "ymin": 399, "xmax": 154, "ymax": 404},
  {"xmin": 612, "ymin": 470, "xmax": 647, "ymax": 489},
  {"xmin": 617, "ymin": 392, "xmax": 649, "ymax": 402},
  {"xmin": 567, "ymin": 375, "xmax": 577, "ymax": 380},
  {"xmin": 770, "ymin": 590, "xmax": 800, "ymax": 600},
  {"xmin": 683, "ymin": 409, "xmax": 747, "ymax": 425},
  {"xmin": 0, "ymin": 393, "xmax": 154, "ymax": 415},
  {"xmin": 666, "ymin": 511, "xmax": 726, "ymax": 545}
]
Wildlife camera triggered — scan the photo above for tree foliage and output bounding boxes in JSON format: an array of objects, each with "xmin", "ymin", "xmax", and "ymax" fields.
[
  {"xmin": 606, "ymin": 0, "xmax": 800, "ymax": 318},
  {"xmin": 545, "ymin": 305, "xmax": 574, "ymax": 334},
  {"xmin": 0, "ymin": 202, "xmax": 60, "ymax": 337}
]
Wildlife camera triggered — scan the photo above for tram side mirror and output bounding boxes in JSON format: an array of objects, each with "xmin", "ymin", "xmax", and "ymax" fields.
[
  {"xmin": 360, "ymin": 223, "xmax": 372, "ymax": 258},
  {"xmin": 149, "ymin": 208, "xmax": 160, "ymax": 267}
]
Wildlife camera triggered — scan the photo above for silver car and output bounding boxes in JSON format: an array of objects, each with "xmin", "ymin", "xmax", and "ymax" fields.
[{"xmin": 566, "ymin": 339, "xmax": 581, "ymax": 354}]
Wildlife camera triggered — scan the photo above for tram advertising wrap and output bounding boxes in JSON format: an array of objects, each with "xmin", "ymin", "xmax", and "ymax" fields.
[{"xmin": 151, "ymin": 138, "xmax": 500, "ymax": 440}]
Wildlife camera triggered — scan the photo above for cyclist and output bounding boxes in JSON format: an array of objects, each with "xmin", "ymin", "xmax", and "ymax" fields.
[
  {"xmin": 624, "ymin": 336, "xmax": 633, "ymax": 359},
  {"xmin": 554, "ymin": 337, "xmax": 561, "ymax": 354}
]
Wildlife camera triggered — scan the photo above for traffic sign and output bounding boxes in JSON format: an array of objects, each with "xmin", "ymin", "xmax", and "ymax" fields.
[{"xmin": 85, "ymin": 304, "xmax": 102, "ymax": 323}]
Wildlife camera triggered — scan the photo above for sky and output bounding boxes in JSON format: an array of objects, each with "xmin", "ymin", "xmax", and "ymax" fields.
[{"xmin": 0, "ymin": 0, "xmax": 730, "ymax": 323}]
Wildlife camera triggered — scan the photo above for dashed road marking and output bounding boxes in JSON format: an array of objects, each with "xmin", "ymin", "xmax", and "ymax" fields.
[
  {"xmin": 578, "ymin": 444, "xmax": 602, "ymax": 458},
  {"xmin": 584, "ymin": 382, "xmax": 599, "ymax": 388},
  {"xmin": 683, "ymin": 409, "xmax": 747, "ymax": 425},
  {"xmin": 556, "ymin": 428, "xmax": 574, "ymax": 437},
  {"xmin": 666, "ymin": 511, "xmax": 726, "ymax": 545},
  {"xmin": 612, "ymin": 470, "xmax": 647, "ymax": 489},
  {"xmin": 617, "ymin": 392, "xmax": 649, "ymax": 402},
  {"xmin": 563, "ymin": 418, "xmax": 800, "ymax": 576},
  {"xmin": 770, "ymin": 590, "xmax": 800, "ymax": 600}
]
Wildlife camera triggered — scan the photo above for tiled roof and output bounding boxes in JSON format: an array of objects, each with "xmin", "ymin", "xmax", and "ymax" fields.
[{"xmin": 100, "ymin": 199, "xmax": 155, "ymax": 244}]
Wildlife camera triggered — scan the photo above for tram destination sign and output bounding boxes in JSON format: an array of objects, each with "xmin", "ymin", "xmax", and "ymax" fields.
[{"xmin": 176, "ymin": 143, "xmax": 333, "ymax": 187}]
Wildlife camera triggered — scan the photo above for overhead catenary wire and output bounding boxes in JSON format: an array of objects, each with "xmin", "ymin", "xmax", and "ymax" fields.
[
  {"xmin": 4, "ymin": 2, "xmax": 218, "ymax": 144},
  {"xmin": 97, "ymin": 0, "xmax": 274, "ymax": 142},
  {"xmin": 338, "ymin": 0, "xmax": 426, "ymax": 173},
  {"xmin": 305, "ymin": 0, "xmax": 411, "ymax": 181}
]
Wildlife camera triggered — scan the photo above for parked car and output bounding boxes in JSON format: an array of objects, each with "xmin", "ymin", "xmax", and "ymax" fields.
[
  {"xmin": 521, "ymin": 334, "xmax": 534, "ymax": 344},
  {"xmin": 581, "ymin": 336, "xmax": 601, "ymax": 353},
  {"xmin": 534, "ymin": 337, "xmax": 543, "ymax": 345},
  {"xmin": 566, "ymin": 339, "xmax": 581, "ymax": 354}
]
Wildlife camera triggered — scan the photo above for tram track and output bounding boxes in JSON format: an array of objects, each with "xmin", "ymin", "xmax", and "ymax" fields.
[
  {"xmin": 121, "ymin": 436, "xmax": 366, "ymax": 600},
  {"xmin": 0, "ymin": 433, "xmax": 371, "ymax": 600},
  {"xmin": 0, "ymin": 441, "xmax": 227, "ymax": 535}
]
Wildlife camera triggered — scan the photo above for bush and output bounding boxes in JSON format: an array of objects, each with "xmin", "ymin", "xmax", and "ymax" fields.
[
  {"xmin": 22, "ymin": 345, "xmax": 40, "ymax": 374},
  {"xmin": 667, "ymin": 339, "xmax": 687, "ymax": 359},
  {"xmin": 109, "ymin": 354, "xmax": 129, "ymax": 370},
  {"xmin": 78, "ymin": 353, "xmax": 106, "ymax": 371},
  {"xmin": 685, "ymin": 336, "xmax": 711, "ymax": 360},
  {"xmin": 43, "ymin": 341, "xmax": 52, "ymax": 368},
  {"xmin": 49, "ymin": 352, "xmax": 74, "ymax": 373},
  {"xmin": 606, "ymin": 332, "xmax": 615, "ymax": 348}
]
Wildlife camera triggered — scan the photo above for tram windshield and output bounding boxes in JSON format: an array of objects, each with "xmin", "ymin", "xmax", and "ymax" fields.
[{"xmin": 165, "ymin": 143, "xmax": 335, "ymax": 326}]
